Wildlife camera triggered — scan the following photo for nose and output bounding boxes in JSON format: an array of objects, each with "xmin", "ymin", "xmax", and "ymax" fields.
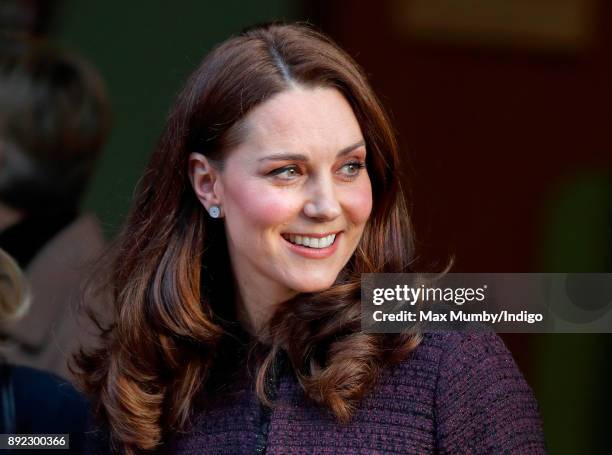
[{"xmin": 303, "ymin": 175, "xmax": 342, "ymax": 221}]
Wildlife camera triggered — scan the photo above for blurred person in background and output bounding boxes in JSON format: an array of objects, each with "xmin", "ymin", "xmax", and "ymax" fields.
[
  {"xmin": 0, "ymin": 34, "xmax": 109, "ymax": 379},
  {"xmin": 0, "ymin": 247, "xmax": 87, "ymax": 451}
]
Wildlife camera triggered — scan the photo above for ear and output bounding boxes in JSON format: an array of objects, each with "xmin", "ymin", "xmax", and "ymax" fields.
[{"xmin": 188, "ymin": 153, "xmax": 224, "ymax": 216}]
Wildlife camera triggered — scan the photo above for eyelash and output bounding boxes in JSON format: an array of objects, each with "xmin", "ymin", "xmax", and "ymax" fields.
[{"xmin": 268, "ymin": 161, "xmax": 366, "ymax": 181}]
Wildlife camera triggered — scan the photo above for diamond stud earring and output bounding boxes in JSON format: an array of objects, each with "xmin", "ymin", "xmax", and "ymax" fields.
[{"xmin": 209, "ymin": 205, "xmax": 221, "ymax": 218}]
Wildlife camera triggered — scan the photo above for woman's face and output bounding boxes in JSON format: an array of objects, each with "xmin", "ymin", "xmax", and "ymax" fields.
[{"xmin": 215, "ymin": 86, "xmax": 372, "ymax": 303}]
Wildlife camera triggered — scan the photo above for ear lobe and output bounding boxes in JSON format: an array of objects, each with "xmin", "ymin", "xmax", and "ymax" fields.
[{"xmin": 188, "ymin": 152, "xmax": 222, "ymax": 210}]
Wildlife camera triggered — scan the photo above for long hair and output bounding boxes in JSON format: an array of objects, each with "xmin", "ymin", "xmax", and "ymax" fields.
[{"xmin": 74, "ymin": 22, "xmax": 420, "ymax": 454}]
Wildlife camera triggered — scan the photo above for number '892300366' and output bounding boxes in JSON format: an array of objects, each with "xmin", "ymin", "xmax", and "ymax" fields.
[{"xmin": 5, "ymin": 435, "xmax": 68, "ymax": 448}]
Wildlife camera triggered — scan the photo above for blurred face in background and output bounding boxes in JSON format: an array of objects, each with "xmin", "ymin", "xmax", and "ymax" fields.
[{"xmin": 208, "ymin": 85, "xmax": 372, "ymax": 314}]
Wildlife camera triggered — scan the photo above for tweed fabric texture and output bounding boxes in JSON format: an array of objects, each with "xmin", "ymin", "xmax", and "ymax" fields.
[{"xmin": 161, "ymin": 331, "xmax": 546, "ymax": 454}]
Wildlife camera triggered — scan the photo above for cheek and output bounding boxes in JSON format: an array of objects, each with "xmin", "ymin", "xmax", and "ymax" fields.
[
  {"xmin": 224, "ymin": 180, "xmax": 301, "ymax": 229},
  {"xmin": 344, "ymin": 179, "xmax": 373, "ymax": 226}
]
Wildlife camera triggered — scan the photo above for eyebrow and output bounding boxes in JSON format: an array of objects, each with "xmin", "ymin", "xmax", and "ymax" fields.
[{"xmin": 258, "ymin": 139, "xmax": 366, "ymax": 162}]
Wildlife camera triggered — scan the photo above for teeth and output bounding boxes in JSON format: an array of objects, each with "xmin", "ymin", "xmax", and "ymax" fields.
[{"xmin": 284, "ymin": 233, "xmax": 337, "ymax": 249}]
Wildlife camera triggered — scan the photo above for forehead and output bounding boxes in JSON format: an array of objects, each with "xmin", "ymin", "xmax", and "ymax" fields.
[{"xmin": 235, "ymin": 86, "xmax": 364, "ymax": 158}]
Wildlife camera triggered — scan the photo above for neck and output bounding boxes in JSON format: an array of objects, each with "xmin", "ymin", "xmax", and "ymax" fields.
[
  {"xmin": 232, "ymin": 273, "xmax": 297, "ymax": 342},
  {"xmin": 0, "ymin": 202, "xmax": 24, "ymax": 232}
]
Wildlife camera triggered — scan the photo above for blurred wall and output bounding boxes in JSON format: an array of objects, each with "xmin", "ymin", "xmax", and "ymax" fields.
[{"xmin": 304, "ymin": 0, "xmax": 611, "ymax": 273}]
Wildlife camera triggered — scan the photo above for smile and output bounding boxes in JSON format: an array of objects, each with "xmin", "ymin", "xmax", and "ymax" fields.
[
  {"xmin": 281, "ymin": 232, "xmax": 341, "ymax": 259},
  {"xmin": 281, "ymin": 233, "xmax": 337, "ymax": 249}
]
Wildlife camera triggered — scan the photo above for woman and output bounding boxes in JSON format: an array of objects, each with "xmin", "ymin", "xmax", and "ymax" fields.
[{"xmin": 77, "ymin": 23, "xmax": 546, "ymax": 454}]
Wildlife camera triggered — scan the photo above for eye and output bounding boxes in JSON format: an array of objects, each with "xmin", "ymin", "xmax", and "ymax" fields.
[
  {"xmin": 268, "ymin": 165, "xmax": 302, "ymax": 180},
  {"xmin": 339, "ymin": 160, "xmax": 366, "ymax": 179}
]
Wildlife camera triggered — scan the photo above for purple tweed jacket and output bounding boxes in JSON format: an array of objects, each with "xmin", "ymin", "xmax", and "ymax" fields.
[{"xmin": 158, "ymin": 331, "xmax": 546, "ymax": 454}]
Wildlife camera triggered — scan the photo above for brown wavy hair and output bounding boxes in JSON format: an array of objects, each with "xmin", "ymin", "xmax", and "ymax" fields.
[{"xmin": 74, "ymin": 22, "xmax": 421, "ymax": 454}]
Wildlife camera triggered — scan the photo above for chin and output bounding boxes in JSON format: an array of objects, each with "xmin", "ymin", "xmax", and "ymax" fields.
[{"xmin": 286, "ymin": 273, "xmax": 338, "ymax": 294}]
